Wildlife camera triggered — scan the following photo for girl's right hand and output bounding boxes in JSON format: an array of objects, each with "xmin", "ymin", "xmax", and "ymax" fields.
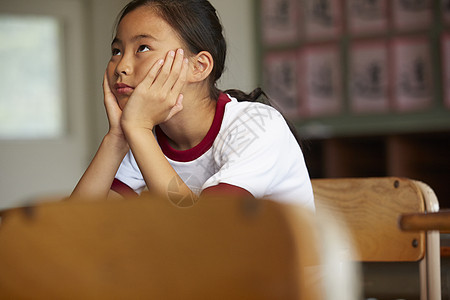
[{"xmin": 103, "ymin": 72, "xmax": 128, "ymax": 148}]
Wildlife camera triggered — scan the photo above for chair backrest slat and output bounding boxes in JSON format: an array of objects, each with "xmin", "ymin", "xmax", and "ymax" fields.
[{"xmin": 312, "ymin": 177, "xmax": 425, "ymax": 262}]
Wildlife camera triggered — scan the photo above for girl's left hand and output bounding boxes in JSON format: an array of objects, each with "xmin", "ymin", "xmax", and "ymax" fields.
[{"xmin": 121, "ymin": 48, "xmax": 188, "ymax": 132}]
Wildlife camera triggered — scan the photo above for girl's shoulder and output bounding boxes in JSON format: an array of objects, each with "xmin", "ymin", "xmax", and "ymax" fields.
[
  {"xmin": 222, "ymin": 94, "xmax": 287, "ymax": 134},
  {"xmin": 215, "ymin": 94, "xmax": 295, "ymax": 153},
  {"xmin": 224, "ymin": 95, "xmax": 284, "ymax": 122}
]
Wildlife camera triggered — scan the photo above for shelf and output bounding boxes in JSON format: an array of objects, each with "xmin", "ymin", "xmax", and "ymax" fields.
[{"xmin": 303, "ymin": 131, "xmax": 450, "ymax": 208}]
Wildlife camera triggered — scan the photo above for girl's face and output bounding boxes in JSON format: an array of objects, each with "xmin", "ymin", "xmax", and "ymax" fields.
[{"xmin": 107, "ymin": 6, "xmax": 186, "ymax": 109}]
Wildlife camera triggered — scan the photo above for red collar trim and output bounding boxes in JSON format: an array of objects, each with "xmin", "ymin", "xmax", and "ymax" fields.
[{"xmin": 156, "ymin": 93, "xmax": 231, "ymax": 162}]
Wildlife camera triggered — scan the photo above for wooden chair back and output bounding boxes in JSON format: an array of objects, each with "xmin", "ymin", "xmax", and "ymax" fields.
[
  {"xmin": 0, "ymin": 194, "xmax": 336, "ymax": 300},
  {"xmin": 311, "ymin": 177, "xmax": 440, "ymax": 300}
]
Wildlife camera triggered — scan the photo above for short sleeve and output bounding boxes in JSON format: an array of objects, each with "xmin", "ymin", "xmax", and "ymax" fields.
[
  {"xmin": 203, "ymin": 103, "xmax": 314, "ymax": 209},
  {"xmin": 115, "ymin": 150, "xmax": 146, "ymax": 194}
]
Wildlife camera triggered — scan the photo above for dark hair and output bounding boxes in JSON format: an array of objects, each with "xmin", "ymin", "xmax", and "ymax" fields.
[{"xmin": 116, "ymin": 0, "xmax": 301, "ymax": 144}]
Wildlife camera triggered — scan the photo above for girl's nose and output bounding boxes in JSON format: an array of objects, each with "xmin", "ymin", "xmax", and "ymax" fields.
[{"xmin": 115, "ymin": 56, "xmax": 132, "ymax": 76}]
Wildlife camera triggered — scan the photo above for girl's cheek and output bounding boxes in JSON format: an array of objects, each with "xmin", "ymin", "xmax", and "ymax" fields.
[{"xmin": 137, "ymin": 57, "xmax": 162, "ymax": 82}]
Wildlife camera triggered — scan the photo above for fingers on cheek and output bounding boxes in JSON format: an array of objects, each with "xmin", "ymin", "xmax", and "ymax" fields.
[
  {"xmin": 153, "ymin": 59, "xmax": 165, "ymax": 76},
  {"xmin": 103, "ymin": 73, "xmax": 110, "ymax": 90},
  {"xmin": 150, "ymin": 58, "xmax": 164, "ymax": 74},
  {"xmin": 181, "ymin": 58, "xmax": 189, "ymax": 78},
  {"xmin": 159, "ymin": 63, "xmax": 171, "ymax": 79},
  {"xmin": 174, "ymin": 59, "xmax": 188, "ymax": 88},
  {"xmin": 174, "ymin": 48, "xmax": 184, "ymax": 64},
  {"xmin": 141, "ymin": 59, "xmax": 163, "ymax": 87},
  {"xmin": 162, "ymin": 50, "xmax": 176, "ymax": 71}
]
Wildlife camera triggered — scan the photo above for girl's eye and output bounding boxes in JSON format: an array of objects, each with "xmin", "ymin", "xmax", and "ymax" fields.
[
  {"xmin": 137, "ymin": 45, "xmax": 150, "ymax": 53},
  {"xmin": 111, "ymin": 48, "xmax": 121, "ymax": 56}
]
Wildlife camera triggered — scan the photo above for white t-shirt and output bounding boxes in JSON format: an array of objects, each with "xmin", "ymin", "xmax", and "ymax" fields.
[{"xmin": 115, "ymin": 93, "xmax": 315, "ymax": 210}]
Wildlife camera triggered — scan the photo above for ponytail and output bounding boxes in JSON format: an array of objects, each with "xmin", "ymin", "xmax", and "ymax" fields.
[{"xmin": 224, "ymin": 88, "xmax": 303, "ymax": 147}]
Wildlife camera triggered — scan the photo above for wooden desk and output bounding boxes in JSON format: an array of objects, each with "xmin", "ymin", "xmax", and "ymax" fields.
[{"xmin": 399, "ymin": 210, "xmax": 450, "ymax": 231}]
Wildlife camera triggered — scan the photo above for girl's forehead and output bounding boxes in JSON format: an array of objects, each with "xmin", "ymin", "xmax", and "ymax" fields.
[{"xmin": 116, "ymin": 6, "xmax": 174, "ymax": 38}]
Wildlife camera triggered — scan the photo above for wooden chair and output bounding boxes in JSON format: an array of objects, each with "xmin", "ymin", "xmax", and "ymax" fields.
[
  {"xmin": 0, "ymin": 194, "xmax": 359, "ymax": 300},
  {"xmin": 311, "ymin": 177, "xmax": 441, "ymax": 300}
]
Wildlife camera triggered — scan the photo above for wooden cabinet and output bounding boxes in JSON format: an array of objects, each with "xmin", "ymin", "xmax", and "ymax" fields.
[{"xmin": 303, "ymin": 131, "xmax": 450, "ymax": 208}]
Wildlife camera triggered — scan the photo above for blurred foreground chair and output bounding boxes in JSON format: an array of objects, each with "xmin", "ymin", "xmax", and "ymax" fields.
[
  {"xmin": 311, "ymin": 177, "xmax": 441, "ymax": 300},
  {"xmin": 0, "ymin": 194, "xmax": 359, "ymax": 300}
]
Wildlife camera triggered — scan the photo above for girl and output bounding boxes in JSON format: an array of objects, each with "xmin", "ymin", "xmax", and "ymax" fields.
[{"xmin": 71, "ymin": 0, "xmax": 314, "ymax": 210}]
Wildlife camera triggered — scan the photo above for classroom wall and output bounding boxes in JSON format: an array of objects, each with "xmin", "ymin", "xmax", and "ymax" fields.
[{"xmin": 209, "ymin": 0, "xmax": 257, "ymax": 91}]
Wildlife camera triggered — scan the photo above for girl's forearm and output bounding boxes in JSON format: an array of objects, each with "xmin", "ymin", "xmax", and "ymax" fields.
[
  {"xmin": 70, "ymin": 134, "xmax": 129, "ymax": 200},
  {"xmin": 124, "ymin": 128, "xmax": 195, "ymax": 200}
]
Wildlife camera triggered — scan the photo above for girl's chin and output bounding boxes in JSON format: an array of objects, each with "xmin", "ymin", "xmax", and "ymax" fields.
[{"xmin": 117, "ymin": 98, "xmax": 128, "ymax": 110}]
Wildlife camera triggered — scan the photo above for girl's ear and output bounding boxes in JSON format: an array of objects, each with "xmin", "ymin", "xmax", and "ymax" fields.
[{"xmin": 188, "ymin": 51, "xmax": 214, "ymax": 83}]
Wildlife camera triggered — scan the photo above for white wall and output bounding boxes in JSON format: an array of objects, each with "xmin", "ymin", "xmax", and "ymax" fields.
[
  {"xmin": 0, "ymin": 0, "xmax": 93, "ymax": 207},
  {"xmin": 209, "ymin": 0, "xmax": 257, "ymax": 92}
]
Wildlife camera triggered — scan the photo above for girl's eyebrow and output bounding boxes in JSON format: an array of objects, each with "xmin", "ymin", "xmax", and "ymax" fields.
[
  {"xmin": 132, "ymin": 34, "xmax": 157, "ymax": 42},
  {"xmin": 111, "ymin": 34, "xmax": 157, "ymax": 46}
]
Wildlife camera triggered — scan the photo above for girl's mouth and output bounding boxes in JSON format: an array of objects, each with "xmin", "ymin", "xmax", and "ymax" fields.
[{"xmin": 114, "ymin": 83, "xmax": 134, "ymax": 95}]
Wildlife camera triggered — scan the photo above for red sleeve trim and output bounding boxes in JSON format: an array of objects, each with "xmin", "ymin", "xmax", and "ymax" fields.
[
  {"xmin": 201, "ymin": 183, "xmax": 254, "ymax": 198},
  {"xmin": 111, "ymin": 178, "xmax": 138, "ymax": 198}
]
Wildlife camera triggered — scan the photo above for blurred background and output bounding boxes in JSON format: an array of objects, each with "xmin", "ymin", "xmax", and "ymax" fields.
[
  {"xmin": 0, "ymin": 0, "xmax": 449, "ymax": 210},
  {"xmin": 259, "ymin": 0, "xmax": 450, "ymax": 210}
]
